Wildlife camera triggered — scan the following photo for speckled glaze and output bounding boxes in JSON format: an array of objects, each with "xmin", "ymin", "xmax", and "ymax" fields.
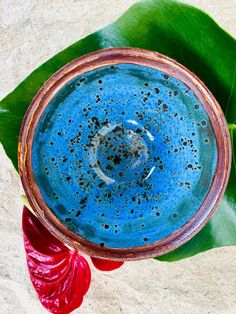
[
  {"xmin": 18, "ymin": 48, "xmax": 231, "ymax": 260},
  {"xmin": 32, "ymin": 63, "xmax": 217, "ymax": 248}
]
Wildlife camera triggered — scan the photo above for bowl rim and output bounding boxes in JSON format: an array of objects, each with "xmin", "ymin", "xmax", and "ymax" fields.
[{"xmin": 18, "ymin": 47, "xmax": 231, "ymax": 261}]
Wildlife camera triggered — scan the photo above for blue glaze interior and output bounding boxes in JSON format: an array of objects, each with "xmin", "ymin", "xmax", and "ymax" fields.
[{"xmin": 32, "ymin": 63, "xmax": 217, "ymax": 248}]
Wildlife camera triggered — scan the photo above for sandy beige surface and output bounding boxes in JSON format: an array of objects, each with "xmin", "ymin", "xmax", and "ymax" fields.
[{"xmin": 0, "ymin": 1, "xmax": 236, "ymax": 313}]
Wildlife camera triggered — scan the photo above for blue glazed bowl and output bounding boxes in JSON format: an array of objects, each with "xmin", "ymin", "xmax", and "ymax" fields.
[{"xmin": 18, "ymin": 48, "xmax": 231, "ymax": 260}]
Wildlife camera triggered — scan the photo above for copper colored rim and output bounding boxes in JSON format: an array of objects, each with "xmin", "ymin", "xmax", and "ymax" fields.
[{"xmin": 18, "ymin": 48, "xmax": 231, "ymax": 261}]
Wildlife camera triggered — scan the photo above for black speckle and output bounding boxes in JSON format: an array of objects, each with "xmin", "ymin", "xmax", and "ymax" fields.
[
  {"xmin": 57, "ymin": 132, "xmax": 62, "ymax": 136},
  {"xmin": 98, "ymin": 182, "xmax": 105, "ymax": 188},
  {"xmin": 75, "ymin": 211, "xmax": 81, "ymax": 217},
  {"xmin": 100, "ymin": 243, "xmax": 105, "ymax": 247},
  {"xmin": 136, "ymin": 128, "xmax": 142, "ymax": 134},
  {"xmin": 113, "ymin": 155, "xmax": 122, "ymax": 165},
  {"xmin": 65, "ymin": 218, "xmax": 72, "ymax": 222},
  {"xmin": 154, "ymin": 87, "xmax": 160, "ymax": 94},
  {"xmin": 80, "ymin": 196, "xmax": 88, "ymax": 205},
  {"xmin": 143, "ymin": 237, "xmax": 148, "ymax": 241},
  {"xmin": 162, "ymin": 103, "xmax": 168, "ymax": 112},
  {"xmin": 62, "ymin": 157, "xmax": 68, "ymax": 163}
]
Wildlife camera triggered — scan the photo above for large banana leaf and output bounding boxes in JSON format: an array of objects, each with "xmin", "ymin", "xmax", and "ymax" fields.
[{"xmin": 0, "ymin": 0, "xmax": 235, "ymax": 261}]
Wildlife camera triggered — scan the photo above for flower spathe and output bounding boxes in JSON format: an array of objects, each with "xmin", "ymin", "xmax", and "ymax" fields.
[{"xmin": 22, "ymin": 206, "xmax": 124, "ymax": 313}]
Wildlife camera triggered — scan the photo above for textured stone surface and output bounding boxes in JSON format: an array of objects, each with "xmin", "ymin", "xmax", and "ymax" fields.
[{"xmin": 0, "ymin": 1, "xmax": 236, "ymax": 313}]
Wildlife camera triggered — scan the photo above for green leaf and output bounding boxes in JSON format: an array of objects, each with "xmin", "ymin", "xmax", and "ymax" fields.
[{"xmin": 0, "ymin": 0, "xmax": 235, "ymax": 261}]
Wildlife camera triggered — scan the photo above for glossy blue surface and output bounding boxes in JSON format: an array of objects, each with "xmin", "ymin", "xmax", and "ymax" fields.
[{"xmin": 32, "ymin": 63, "xmax": 217, "ymax": 248}]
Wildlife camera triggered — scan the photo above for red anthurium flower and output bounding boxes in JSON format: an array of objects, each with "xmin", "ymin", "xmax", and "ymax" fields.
[
  {"xmin": 22, "ymin": 206, "xmax": 124, "ymax": 313},
  {"xmin": 91, "ymin": 257, "xmax": 124, "ymax": 271},
  {"xmin": 22, "ymin": 207, "xmax": 91, "ymax": 313}
]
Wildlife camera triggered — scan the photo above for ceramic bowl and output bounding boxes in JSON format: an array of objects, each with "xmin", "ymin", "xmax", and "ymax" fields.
[{"xmin": 18, "ymin": 48, "xmax": 231, "ymax": 261}]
